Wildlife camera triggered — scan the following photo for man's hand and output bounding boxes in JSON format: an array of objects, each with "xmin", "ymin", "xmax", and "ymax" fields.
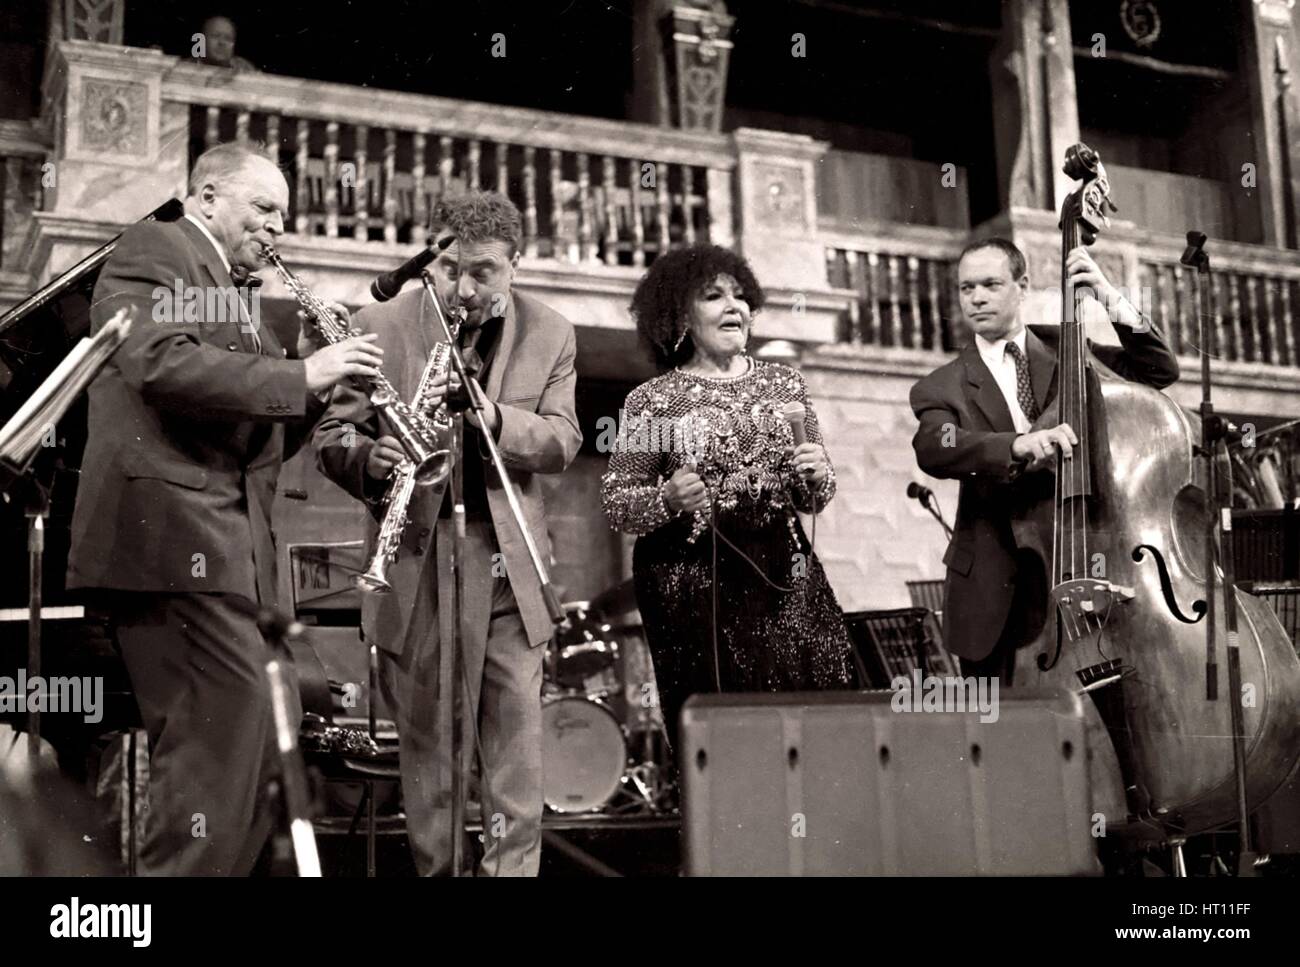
[
  {"xmin": 296, "ymin": 301, "xmax": 351, "ymax": 359},
  {"xmin": 303, "ymin": 334, "xmax": 383, "ymax": 392},
  {"xmin": 365, "ymin": 435, "xmax": 407, "ymax": 480},
  {"xmin": 462, "ymin": 376, "xmax": 499, "ymax": 436},
  {"xmin": 1066, "ymin": 247, "xmax": 1142, "ymax": 328},
  {"xmin": 1012, "ymin": 423, "xmax": 1078, "ymax": 471},
  {"xmin": 664, "ymin": 462, "xmax": 708, "ymax": 514},
  {"xmin": 421, "ymin": 366, "xmax": 462, "ymax": 417}
]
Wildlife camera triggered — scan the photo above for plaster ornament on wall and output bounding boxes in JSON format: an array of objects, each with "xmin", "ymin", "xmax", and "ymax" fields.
[
  {"xmin": 1120, "ymin": 1, "xmax": 1162, "ymax": 49},
  {"xmin": 752, "ymin": 162, "xmax": 806, "ymax": 229},
  {"xmin": 81, "ymin": 78, "xmax": 147, "ymax": 157}
]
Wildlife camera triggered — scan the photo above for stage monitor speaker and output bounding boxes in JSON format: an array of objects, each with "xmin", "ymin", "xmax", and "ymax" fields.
[{"xmin": 682, "ymin": 689, "xmax": 1098, "ymax": 876}]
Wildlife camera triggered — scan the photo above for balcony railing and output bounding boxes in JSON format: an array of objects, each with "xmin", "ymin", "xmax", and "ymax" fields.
[
  {"xmin": 823, "ymin": 223, "xmax": 965, "ymax": 354},
  {"xmin": 1139, "ymin": 250, "xmax": 1300, "ymax": 368},
  {"xmin": 167, "ymin": 61, "xmax": 734, "ymax": 268}
]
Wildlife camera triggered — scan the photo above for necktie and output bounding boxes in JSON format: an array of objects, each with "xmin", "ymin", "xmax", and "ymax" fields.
[
  {"xmin": 1005, "ymin": 342, "xmax": 1040, "ymax": 422},
  {"xmin": 230, "ymin": 267, "xmax": 263, "ymax": 353},
  {"xmin": 459, "ymin": 325, "xmax": 483, "ymax": 381}
]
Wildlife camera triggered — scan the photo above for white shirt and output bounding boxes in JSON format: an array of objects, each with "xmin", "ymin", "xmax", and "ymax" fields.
[
  {"xmin": 183, "ymin": 212, "xmax": 261, "ymax": 351},
  {"xmin": 974, "ymin": 327, "xmax": 1033, "ymax": 433},
  {"xmin": 184, "ymin": 212, "xmax": 231, "ymax": 273}
]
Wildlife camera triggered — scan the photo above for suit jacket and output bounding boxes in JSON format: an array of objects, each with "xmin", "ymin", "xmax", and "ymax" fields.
[
  {"xmin": 314, "ymin": 287, "xmax": 582, "ymax": 653},
  {"xmin": 909, "ymin": 322, "xmax": 1180, "ymax": 661},
  {"xmin": 67, "ymin": 217, "xmax": 328, "ymax": 610}
]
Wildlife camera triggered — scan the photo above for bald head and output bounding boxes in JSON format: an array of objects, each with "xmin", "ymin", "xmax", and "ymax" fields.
[{"xmin": 184, "ymin": 142, "xmax": 289, "ymax": 271}]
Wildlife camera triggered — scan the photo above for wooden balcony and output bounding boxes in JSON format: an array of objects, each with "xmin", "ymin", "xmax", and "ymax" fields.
[{"xmin": 9, "ymin": 40, "xmax": 1300, "ymax": 406}]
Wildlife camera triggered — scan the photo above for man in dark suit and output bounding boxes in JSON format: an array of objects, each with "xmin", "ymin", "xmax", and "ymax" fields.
[
  {"xmin": 68, "ymin": 142, "xmax": 384, "ymax": 874},
  {"xmin": 910, "ymin": 238, "xmax": 1179, "ymax": 683},
  {"xmin": 314, "ymin": 192, "xmax": 581, "ymax": 876}
]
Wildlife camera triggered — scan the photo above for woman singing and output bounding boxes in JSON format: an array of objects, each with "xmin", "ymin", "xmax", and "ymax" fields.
[{"xmin": 601, "ymin": 244, "xmax": 854, "ymax": 749}]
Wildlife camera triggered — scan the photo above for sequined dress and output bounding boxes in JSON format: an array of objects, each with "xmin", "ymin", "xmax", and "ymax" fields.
[{"xmin": 601, "ymin": 359, "xmax": 855, "ymax": 744}]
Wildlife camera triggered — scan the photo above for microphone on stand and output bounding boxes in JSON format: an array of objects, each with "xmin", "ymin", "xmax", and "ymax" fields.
[
  {"xmin": 369, "ymin": 236, "xmax": 455, "ymax": 302},
  {"xmin": 907, "ymin": 481, "xmax": 952, "ymax": 540}
]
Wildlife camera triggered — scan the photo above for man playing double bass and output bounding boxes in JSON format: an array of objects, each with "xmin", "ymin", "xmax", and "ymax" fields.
[{"xmin": 909, "ymin": 238, "xmax": 1179, "ymax": 684}]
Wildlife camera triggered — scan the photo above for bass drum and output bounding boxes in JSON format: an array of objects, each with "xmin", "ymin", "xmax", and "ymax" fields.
[{"xmin": 541, "ymin": 696, "xmax": 627, "ymax": 813}]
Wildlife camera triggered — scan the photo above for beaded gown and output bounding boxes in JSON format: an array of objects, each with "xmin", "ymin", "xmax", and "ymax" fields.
[{"xmin": 601, "ymin": 358, "xmax": 855, "ymax": 746}]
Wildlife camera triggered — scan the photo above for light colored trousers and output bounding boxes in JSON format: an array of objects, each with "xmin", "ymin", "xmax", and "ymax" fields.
[{"xmin": 378, "ymin": 518, "xmax": 546, "ymax": 876}]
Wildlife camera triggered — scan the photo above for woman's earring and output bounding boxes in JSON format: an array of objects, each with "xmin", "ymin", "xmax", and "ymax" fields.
[{"xmin": 673, "ymin": 328, "xmax": 688, "ymax": 352}]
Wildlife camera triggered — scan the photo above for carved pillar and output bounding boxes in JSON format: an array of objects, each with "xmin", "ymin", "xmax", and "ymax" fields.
[
  {"xmin": 990, "ymin": 0, "xmax": 1080, "ymax": 216},
  {"xmin": 663, "ymin": 3, "xmax": 734, "ymax": 132},
  {"xmin": 1277, "ymin": 34, "xmax": 1300, "ymax": 247},
  {"xmin": 1242, "ymin": 0, "xmax": 1300, "ymax": 247},
  {"xmin": 631, "ymin": 1, "xmax": 734, "ymax": 131},
  {"xmin": 62, "ymin": 0, "xmax": 125, "ymax": 45}
]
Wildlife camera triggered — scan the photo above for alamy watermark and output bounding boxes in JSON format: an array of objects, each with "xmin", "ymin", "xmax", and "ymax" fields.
[
  {"xmin": 151, "ymin": 279, "xmax": 261, "ymax": 334},
  {"xmin": 889, "ymin": 668, "xmax": 999, "ymax": 723},
  {"xmin": 0, "ymin": 669, "xmax": 103, "ymax": 724},
  {"xmin": 594, "ymin": 408, "xmax": 718, "ymax": 456}
]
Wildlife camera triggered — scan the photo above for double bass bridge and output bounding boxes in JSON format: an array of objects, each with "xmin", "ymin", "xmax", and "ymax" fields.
[{"xmin": 1051, "ymin": 578, "xmax": 1136, "ymax": 641}]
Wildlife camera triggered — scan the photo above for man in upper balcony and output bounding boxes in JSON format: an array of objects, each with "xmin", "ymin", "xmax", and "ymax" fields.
[
  {"xmin": 194, "ymin": 15, "xmax": 259, "ymax": 72},
  {"xmin": 908, "ymin": 237, "xmax": 1179, "ymax": 685}
]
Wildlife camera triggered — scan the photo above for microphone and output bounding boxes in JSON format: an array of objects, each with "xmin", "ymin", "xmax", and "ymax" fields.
[
  {"xmin": 906, "ymin": 482, "xmax": 933, "ymax": 503},
  {"xmin": 369, "ymin": 236, "xmax": 454, "ymax": 302},
  {"xmin": 781, "ymin": 401, "xmax": 808, "ymax": 446}
]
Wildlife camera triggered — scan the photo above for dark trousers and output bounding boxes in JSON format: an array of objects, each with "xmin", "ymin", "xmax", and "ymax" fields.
[{"xmin": 112, "ymin": 592, "xmax": 298, "ymax": 876}]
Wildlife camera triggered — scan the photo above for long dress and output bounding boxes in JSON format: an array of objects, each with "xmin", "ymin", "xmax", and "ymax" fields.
[{"xmin": 600, "ymin": 358, "xmax": 855, "ymax": 747}]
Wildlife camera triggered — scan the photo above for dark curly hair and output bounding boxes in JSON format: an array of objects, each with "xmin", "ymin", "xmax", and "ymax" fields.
[
  {"xmin": 629, "ymin": 244, "xmax": 765, "ymax": 371},
  {"xmin": 428, "ymin": 191, "xmax": 523, "ymax": 256}
]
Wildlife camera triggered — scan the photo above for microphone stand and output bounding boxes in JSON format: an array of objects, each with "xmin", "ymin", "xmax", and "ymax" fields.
[
  {"xmin": 417, "ymin": 272, "xmax": 567, "ymax": 876},
  {"xmin": 256, "ymin": 609, "xmax": 322, "ymax": 877},
  {"xmin": 1182, "ymin": 231, "xmax": 1255, "ymax": 876},
  {"xmin": 923, "ymin": 492, "xmax": 953, "ymax": 541}
]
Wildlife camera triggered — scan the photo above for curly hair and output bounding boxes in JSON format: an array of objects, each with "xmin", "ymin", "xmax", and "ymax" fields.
[
  {"xmin": 629, "ymin": 244, "xmax": 765, "ymax": 371},
  {"xmin": 428, "ymin": 191, "xmax": 523, "ymax": 255}
]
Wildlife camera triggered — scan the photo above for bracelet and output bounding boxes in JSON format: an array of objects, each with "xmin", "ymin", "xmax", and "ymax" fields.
[{"xmin": 658, "ymin": 480, "xmax": 678, "ymax": 518}]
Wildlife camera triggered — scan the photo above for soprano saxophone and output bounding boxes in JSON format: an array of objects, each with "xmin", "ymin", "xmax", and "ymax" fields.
[
  {"xmin": 355, "ymin": 322, "xmax": 460, "ymax": 594},
  {"xmin": 261, "ymin": 245, "xmax": 447, "ymax": 485}
]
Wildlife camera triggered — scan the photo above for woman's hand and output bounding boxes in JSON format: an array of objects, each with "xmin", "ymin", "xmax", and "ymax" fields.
[
  {"xmin": 789, "ymin": 442, "xmax": 829, "ymax": 485},
  {"xmin": 663, "ymin": 462, "xmax": 709, "ymax": 514}
]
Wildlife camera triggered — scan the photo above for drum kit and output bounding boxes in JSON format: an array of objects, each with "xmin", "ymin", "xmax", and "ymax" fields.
[{"xmin": 541, "ymin": 582, "xmax": 676, "ymax": 816}]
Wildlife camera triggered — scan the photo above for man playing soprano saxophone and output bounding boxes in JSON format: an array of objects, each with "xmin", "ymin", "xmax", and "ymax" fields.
[{"xmin": 314, "ymin": 192, "xmax": 581, "ymax": 876}]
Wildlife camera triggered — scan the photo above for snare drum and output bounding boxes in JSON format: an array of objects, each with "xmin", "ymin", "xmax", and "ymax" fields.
[{"xmin": 541, "ymin": 695, "xmax": 627, "ymax": 813}]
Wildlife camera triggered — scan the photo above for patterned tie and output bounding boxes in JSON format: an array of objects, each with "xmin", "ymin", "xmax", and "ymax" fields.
[{"xmin": 1005, "ymin": 342, "xmax": 1040, "ymax": 421}]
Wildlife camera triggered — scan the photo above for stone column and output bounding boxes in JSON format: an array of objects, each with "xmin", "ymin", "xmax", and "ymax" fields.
[
  {"xmin": 40, "ymin": 40, "xmax": 186, "ymax": 223},
  {"xmin": 731, "ymin": 127, "xmax": 843, "ymax": 345},
  {"xmin": 1241, "ymin": 0, "xmax": 1300, "ymax": 247},
  {"xmin": 990, "ymin": 0, "xmax": 1080, "ymax": 216},
  {"xmin": 26, "ymin": 41, "xmax": 187, "ymax": 284}
]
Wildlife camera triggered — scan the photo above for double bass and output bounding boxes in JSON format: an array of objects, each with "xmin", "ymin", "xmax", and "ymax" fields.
[{"xmin": 1010, "ymin": 144, "xmax": 1300, "ymax": 837}]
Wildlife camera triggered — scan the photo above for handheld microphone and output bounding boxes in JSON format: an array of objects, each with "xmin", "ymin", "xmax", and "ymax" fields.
[
  {"xmin": 906, "ymin": 482, "xmax": 934, "ymax": 503},
  {"xmin": 370, "ymin": 236, "xmax": 454, "ymax": 302},
  {"xmin": 781, "ymin": 401, "xmax": 808, "ymax": 446}
]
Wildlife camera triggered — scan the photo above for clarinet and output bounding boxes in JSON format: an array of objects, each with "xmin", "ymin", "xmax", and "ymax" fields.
[{"xmin": 261, "ymin": 244, "xmax": 446, "ymax": 485}]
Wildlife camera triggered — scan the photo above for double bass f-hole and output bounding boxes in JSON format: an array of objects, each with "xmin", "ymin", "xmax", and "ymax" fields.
[{"xmin": 1132, "ymin": 544, "xmax": 1207, "ymax": 625}]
